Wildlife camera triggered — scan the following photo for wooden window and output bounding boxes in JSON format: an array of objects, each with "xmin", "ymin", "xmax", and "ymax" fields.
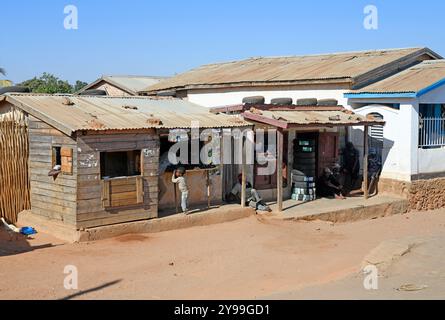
[
  {"xmin": 101, "ymin": 176, "xmax": 144, "ymax": 208},
  {"xmin": 100, "ymin": 150, "xmax": 141, "ymax": 179},
  {"xmin": 52, "ymin": 146, "xmax": 73, "ymax": 175},
  {"xmin": 61, "ymin": 147, "xmax": 73, "ymax": 175},
  {"xmin": 100, "ymin": 150, "xmax": 144, "ymax": 208},
  {"xmin": 52, "ymin": 147, "xmax": 62, "ymax": 167}
]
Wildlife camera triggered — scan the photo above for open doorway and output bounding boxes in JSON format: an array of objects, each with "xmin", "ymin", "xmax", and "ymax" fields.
[{"xmin": 293, "ymin": 132, "xmax": 318, "ymax": 179}]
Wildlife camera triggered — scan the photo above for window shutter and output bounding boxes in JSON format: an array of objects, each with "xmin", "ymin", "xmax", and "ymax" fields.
[
  {"xmin": 61, "ymin": 147, "xmax": 73, "ymax": 175},
  {"xmin": 52, "ymin": 148, "xmax": 57, "ymax": 168},
  {"xmin": 136, "ymin": 176, "xmax": 144, "ymax": 204},
  {"xmin": 102, "ymin": 180, "xmax": 111, "ymax": 208}
]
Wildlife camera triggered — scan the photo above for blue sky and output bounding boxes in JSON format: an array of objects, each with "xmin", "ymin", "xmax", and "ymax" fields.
[{"xmin": 1, "ymin": 0, "xmax": 444, "ymax": 84}]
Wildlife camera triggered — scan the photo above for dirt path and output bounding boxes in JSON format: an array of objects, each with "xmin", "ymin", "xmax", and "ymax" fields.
[{"xmin": 1, "ymin": 210, "xmax": 445, "ymax": 300}]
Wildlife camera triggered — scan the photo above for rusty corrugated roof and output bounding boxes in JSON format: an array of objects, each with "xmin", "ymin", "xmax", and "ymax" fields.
[
  {"xmin": 346, "ymin": 60, "xmax": 445, "ymax": 96},
  {"xmin": 243, "ymin": 108, "xmax": 384, "ymax": 129},
  {"xmin": 3, "ymin": 94, "xmax": 250, "ymax": 136},
  {"xmin": 79, "ymin": 75, "xmax": 169, "ymax": 95},
  {"xmin": 141, "ymin": 48, "xmax": 441, "ymax": 93}
]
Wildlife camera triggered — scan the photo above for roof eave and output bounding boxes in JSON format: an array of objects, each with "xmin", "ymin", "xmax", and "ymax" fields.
[
  {"xmin": 351, "ymin": 47, "xmax": 443, "ymax": 89},
  {"xmin": 5, "ymin": 95, "xmax": 76, "ymax": 137},
  {"xmin": 416, "ymin": 77, "xmax": 445, "ymax": 97},
  {"xmin": 344, "ymin": 92, "xmax": 417, "ymax": 99},
  {"xmin": 142, "ymin": 78, "xmax": 353, "ymax": 94},
  {"xmin": 345, "ymin": 76, "xmax": 445, "ymax": 99},
  {"xmin": 76, "ymin": 77, "xmax": 137, "ymax": 96}
]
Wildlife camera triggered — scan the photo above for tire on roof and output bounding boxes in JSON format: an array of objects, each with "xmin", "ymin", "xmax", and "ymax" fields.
[
  {"xmin": 270, "ymin": 97, "xmax": 293, "ymax": 105},
  {"xmin": 242, "ymin": 96, "xmax": 265, "ymax": 104},
  {"xmin": 0, "ymin": 86, "xmax": 30, "ymax": 95},
  {"xmin": 317, "ymin": 99, "xmax": 338, "ymax": 106},
  {"xmin": 296, "ymin": 98, "xmax": 318, "ymax": 106},
  {"xmin": 78, "ymin": 89, "xmax": 107, "ymax": 96}
]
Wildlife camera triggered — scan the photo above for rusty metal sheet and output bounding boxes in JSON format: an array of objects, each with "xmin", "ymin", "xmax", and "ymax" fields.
[
  {"xmin": 347, "ymin": 60, "xmax": 445, "ymax": 95},
  {"xmin": 243, "ymin": 109, "xmax": 384, "ymax": 128},
  {"xmin": 142, "ymin": 48, "xmax": 436, "ymax": 93},
  {"xmin": 5, "ymin": 94, "xmax": 251, "ymax": 136}
]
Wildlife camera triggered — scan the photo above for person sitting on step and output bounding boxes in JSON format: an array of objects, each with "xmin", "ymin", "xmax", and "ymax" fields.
[{"xmin": 227, "ymin": 174, "xmax": 271, "ymax": 212}]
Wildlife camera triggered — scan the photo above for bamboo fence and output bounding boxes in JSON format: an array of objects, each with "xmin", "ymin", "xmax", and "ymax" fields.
[{"xmin": 0, "ymin": 108, "xmax": 30, "ymax": 223}]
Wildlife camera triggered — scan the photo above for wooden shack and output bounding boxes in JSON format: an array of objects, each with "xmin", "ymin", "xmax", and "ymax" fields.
[{"xmin": 0, "ymin": 94, "xmax": 249, "ymax": 233}]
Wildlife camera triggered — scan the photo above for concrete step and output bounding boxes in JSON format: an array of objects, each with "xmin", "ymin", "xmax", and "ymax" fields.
[{"xmin": 269, "ymin": 195, "xmax": 409, "ymax": 223}]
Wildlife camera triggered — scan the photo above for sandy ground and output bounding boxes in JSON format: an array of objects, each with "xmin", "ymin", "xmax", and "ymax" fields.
[
  {"xmin": 265, "ymin": 234, "xmax": 445, "ymax": 300},
  {"xmin": 1, "ymin": 209, "xmax": 445, "ymax": 300}
]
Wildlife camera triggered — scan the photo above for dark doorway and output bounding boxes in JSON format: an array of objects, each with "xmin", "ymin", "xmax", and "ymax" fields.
[{"xmin": 293, "ymin": 132, "xmax": 318, "ymax": 179}]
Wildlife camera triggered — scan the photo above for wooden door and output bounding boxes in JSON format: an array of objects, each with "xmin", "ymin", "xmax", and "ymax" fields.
[
  {"xmin": 318, "ymin": 132, "xmax": 339, "ymax": 177},
  {"xmin": 254, "ymin": 130, "xmax": 288, "ymax": 190}
]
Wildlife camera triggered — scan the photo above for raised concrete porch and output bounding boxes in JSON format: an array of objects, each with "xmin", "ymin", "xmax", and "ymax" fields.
[
  {"xmin": 267, "ymin": 195, "xmax": 409, "ymax": 223},
  {"xmin": 18, "ymin": 204, "xmax": 255, "ymax": 243}
]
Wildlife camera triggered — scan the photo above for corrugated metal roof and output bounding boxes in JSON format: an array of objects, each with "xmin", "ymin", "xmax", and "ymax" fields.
[
  {"xmin": 243, "ymin": 108, "xmax": 384, "ymax": 128},
  {"xmin": 80, "ymin": 75, "xmax": 169, "ymax": 95},
  {"xmin": 3, "ymin": 94, "xmax": 250, "ymax": 136},
  {"xmin": 346, "ymin": 60, "xmax": 445, "ymax": 95},
  {"xmin": 142, "ymin": 48, "xmax": 440, "ymax": 93}
]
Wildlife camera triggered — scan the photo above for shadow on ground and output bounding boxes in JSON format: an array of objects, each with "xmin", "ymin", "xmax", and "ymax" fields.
[
  {"xmin": 60, "ymin": 280, "xmax": 123, "ymax": 300},
  {"xmin": 0, "ymin": 228, "xmax": 55, "ymax": 257}
]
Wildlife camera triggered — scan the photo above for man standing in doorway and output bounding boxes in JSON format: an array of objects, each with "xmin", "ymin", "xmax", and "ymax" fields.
[{"xmin": 341, "ymin": 142, "xmax": 360, "ymax": 195}]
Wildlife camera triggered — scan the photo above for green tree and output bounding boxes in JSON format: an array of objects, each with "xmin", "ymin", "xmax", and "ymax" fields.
[
  {"xmin": 73, "ymin": 80, "xmax": 88, "ymax": 92},
  {"xmin": 19, "ymin": 73, "xmax": 73, "ymax": 94},
  {"xmin": 18, "ymin": 73, "xmax": 87, "ymax": 94}
]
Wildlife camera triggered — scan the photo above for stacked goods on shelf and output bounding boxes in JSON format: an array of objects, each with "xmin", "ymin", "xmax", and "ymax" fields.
[
  {"xmin": 291, "ymin": 137, "xmax": 316, "ymax": 201},
  {"xmin": 293, "ymin": 138, "xmax": 316, "ymax": 177}
]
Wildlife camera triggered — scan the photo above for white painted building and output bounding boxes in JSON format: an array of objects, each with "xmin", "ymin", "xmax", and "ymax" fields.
[{"xmin": 346, "ymin": 60, "xmax": 445, "ymax": 182}]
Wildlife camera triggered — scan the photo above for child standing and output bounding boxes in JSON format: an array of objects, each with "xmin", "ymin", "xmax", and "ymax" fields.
[{"xmin": 172, "ymin": 167, "xmax": 189, "ymax": 214}]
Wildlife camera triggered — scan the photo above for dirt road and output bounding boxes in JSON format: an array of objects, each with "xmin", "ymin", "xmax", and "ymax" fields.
[{"xmin": 1, "ymin": 209, "xmax": 445, "ymax": 300}]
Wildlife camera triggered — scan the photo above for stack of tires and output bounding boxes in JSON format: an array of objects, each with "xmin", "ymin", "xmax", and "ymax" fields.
[
  {"xmin": 291, "ymin": 171, "xmax": 316, "ymax": 202},
  {"xmin": 291, "ymin": 138, "xmax": 317, "ymax": 201}
]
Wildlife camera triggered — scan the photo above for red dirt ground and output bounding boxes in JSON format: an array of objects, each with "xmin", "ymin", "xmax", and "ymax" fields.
[{"xmin": 1, "ymin": 209, "xmax": 445, "ymax": 300}]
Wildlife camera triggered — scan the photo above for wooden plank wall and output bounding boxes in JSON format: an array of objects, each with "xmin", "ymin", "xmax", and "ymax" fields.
[
  {"xmin": 76, "ymin": 132, "xmax": 159, "ymax": 229},
  {"xmin": 28, "ymin": 116, "xmax": 78, "ymax": 225}
]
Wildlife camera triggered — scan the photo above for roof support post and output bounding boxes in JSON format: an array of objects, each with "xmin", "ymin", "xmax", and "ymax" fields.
[
  {"xmin": 363, "ymin": 125, "xmax": 369, "ymax": 200},
  {"xmin": 241, "ymin": 137, "xmax": 247, "ymax": 208},
  {"xmin": 277, "ymin": 128, "xmax": 284, "ymax": 212}
]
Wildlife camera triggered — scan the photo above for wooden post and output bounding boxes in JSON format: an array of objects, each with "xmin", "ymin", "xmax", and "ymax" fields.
[
  {"xmin": 241, "ymin": 139, "xmax": 247, "ymax": 208},
  {"xmin": 277, "ymin": 129, "xmax": 284, "ymax": 212},
  {"xmin": 174, "ymin": 183, "xmax": 179, "ymax": 213},
  {"xmin": 363, "ymin": 125, "xmax": 369, "ymax": 199},
  {"xmin": 206, "ymin": 170, "xmax": 211, "ymax": 209}
]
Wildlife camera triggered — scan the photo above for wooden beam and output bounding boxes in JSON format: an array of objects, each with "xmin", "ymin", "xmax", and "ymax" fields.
[
  {"xmin": 206, "ymin": 170, "xmax": 211, "ymax": 209},
  {"xmin": 242, "ymin": 112, "xmax": 289, "ymax": 129},
  {"xmin": 277, "ymin": 129, "xmax": 284, "ymax": 212},
  {"xmin": 241, "ymin": 142, "xmax": 247, "ymax": 208},
  {"xmin": 363, "ymin": 125, "xmax": 369, "ymax": 199},
  {"xmin": 209, "ymin": 104, "xmax": 244, "ymax": 114}
]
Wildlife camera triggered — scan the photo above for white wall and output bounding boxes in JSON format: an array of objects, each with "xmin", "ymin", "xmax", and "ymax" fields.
[
  {"xmin": 187, "ymin": 87, "xmax": 348, "ymax": 109},
  {"xmin": 417, "ymin": 84, "xmax": 445, "ymax": 176},
  {"xmin": 352, "ymin": 105, "xmax": 404, "ymax": 179},
  {"xmin": 418, "ymin": 148, "xmax": 445, "ymax": 174},
  {"xmin": 352, "ymin": 97, "xmax": 445, "ymax": 181}
]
